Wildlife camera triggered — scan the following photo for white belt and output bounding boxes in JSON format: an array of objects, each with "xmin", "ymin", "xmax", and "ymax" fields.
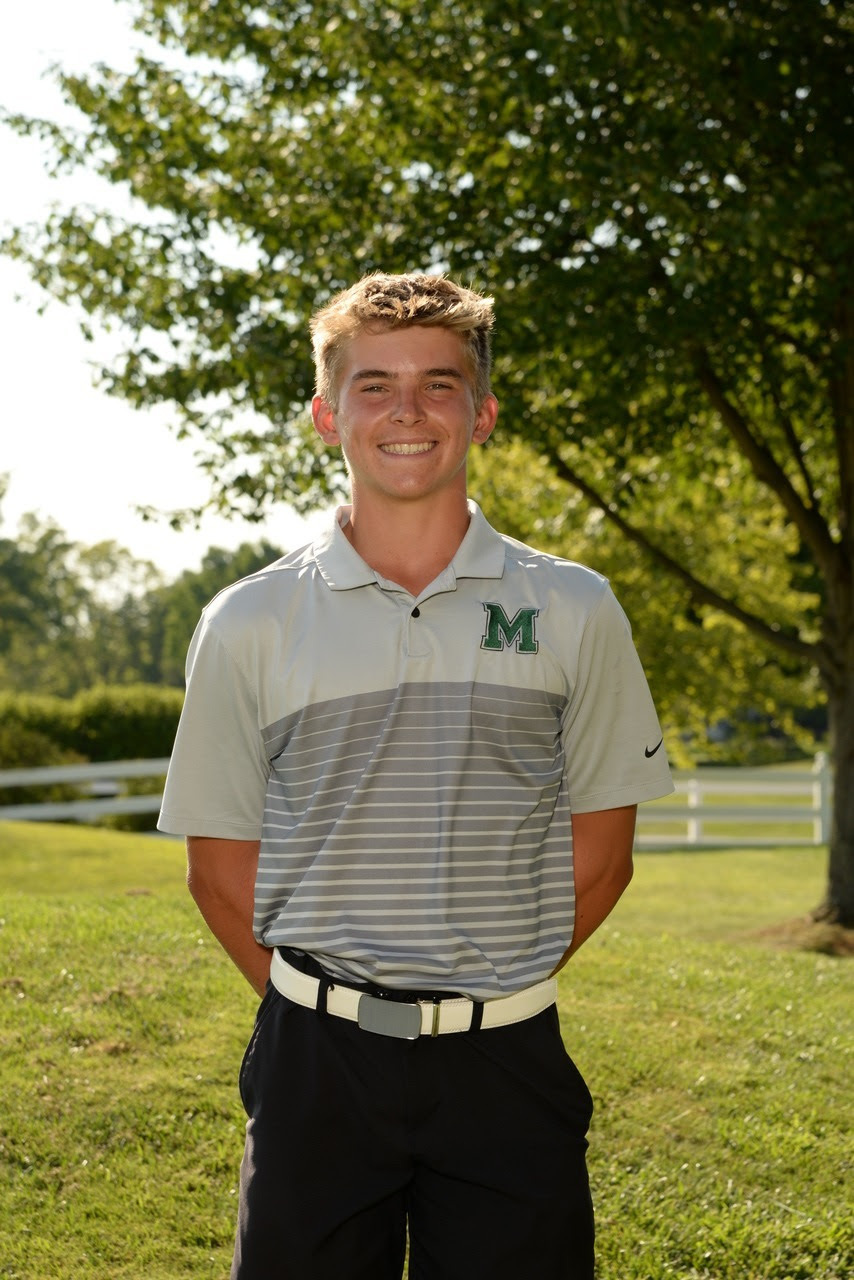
[{"xmin": 270, "ymin": 949, "xmax": 557, "ymax": 1040}]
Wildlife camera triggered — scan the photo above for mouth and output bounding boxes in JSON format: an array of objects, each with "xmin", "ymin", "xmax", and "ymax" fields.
[{"xmin": 379, "ymin": 442, "xmax": 436, "ymax": 456}]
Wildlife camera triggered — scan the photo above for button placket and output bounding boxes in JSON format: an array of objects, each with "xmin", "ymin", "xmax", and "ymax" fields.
[{"xmin": 404, "ymin": 599, "xmax": 430, "ymax": 658}]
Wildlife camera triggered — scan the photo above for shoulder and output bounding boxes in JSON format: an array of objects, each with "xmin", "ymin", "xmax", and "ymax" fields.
[
  {"xmin": 201, "ymin": 541, "xmax": 319, "ymax": 631},
  {"xmin": 467, "ymin": 503, "xmax": 610, "ymax": 605},
  {"xmin": 496, "ymin": 530, "xmax": 611, "ymax": 610}
]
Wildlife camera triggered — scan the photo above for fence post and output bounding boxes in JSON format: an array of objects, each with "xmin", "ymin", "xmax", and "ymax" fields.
[
  {"xmin": 812, "ymin": 751, "xmax": 831, "ymax": 845},
  {"xmin": 687, "ymin": 777, "xmax": 701, "ymax": 844}
]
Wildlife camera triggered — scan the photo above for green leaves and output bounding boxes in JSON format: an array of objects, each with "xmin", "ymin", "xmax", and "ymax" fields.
[
  {"xmin": 2, "ymin": 0, "xmax": 851, "ymax": 691},
  {"xmin": 0, "ymin": 491, "xmax": 285, "ymax": 695}
]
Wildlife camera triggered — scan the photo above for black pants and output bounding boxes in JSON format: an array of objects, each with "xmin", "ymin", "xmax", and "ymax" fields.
[{"xmin": 231, "ymin": 980, "xmax": 595, "ymax": 1280}]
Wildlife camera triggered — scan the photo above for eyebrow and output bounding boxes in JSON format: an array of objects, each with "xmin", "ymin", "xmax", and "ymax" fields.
[{"xmin": 349, "ymin": 367, "xmax": 465, "ymax": 383}]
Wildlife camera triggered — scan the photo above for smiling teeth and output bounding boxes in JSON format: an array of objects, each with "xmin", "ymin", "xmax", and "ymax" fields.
[{"xmin": 381, "ymin": 442, "xmax": 434, "ymax": 455}]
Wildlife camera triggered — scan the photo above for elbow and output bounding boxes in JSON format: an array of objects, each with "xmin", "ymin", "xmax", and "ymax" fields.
[
  {"xmin": 187, "ymin": 858, "xmax": 222, "ymax": 913},
  {"xmin": 186, "ymin": 844, "xmax": 218, "ymax": 911},
  {"xmin": 186, "ymin": 863, "xmax": 210, "ymax": 917}
]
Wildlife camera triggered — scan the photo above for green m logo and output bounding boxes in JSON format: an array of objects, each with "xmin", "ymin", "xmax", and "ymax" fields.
[{"xmin": 480, "ymin": 602, "xmax": 540, "ymax": 654}]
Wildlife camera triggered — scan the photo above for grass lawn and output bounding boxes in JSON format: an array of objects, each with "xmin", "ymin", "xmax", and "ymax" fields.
[{"xmin": 1, "ymin": 823, "xmax": 851, "ymax": 1279}]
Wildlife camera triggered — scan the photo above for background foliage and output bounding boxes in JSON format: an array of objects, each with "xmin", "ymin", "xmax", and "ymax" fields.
[
  {"xmin": 0, "ymin": 686, "xmax": 182, "ymax": 768},
  {"xmin": 0, "ymin": 481, "xmax": 280, "ymax": 698}
]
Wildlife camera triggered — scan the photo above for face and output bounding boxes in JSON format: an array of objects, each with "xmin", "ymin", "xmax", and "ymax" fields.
[{"xmin": 312, "ymin": 327, "xmax": 498, "ymax": 507}]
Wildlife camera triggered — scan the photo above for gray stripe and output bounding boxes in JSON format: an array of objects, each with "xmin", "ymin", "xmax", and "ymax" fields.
[
  {"xmin": 257, "ymin": 868, "xmax": 567, "ymax": 887},
  {"xmin": 254, "ymin": 679, "xmax": 574, "ymax": 996},
  {"xmin": 263, "ymin": 680, "xmax": 565, "ymax": 752}
]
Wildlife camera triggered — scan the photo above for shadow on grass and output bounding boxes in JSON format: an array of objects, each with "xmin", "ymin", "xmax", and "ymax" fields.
[{"xmin": 747, "ymin": 916, "xmax": 854, "ymax": 958}]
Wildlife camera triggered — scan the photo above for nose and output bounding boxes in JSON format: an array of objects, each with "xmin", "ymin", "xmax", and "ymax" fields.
[{"xmin": 390, "ymin": 385, "xmax": 425, "ymax": 424}]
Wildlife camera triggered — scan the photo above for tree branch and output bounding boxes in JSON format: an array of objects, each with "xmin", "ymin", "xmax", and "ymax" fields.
[
  {"xmin": 616, "ymin": 212, "xmax": 838, "ymax": 574},
  {"xmin": 757, "ymin": 320, "xmax": 824, "ymax": 378},
  {"xmin": 764, "ymin": 377, "xmax": 817, "ymax": 508},
  {"xmin": 547, "ymin": 449, "xmax": 821, "ymax": 666},
  {"xmin": 746, "ymin": 310, "xmax": 820, "ymax": 507},
  {"xmin": 693, "ymin": 347, "xmax": 843, "ymax": 577}
]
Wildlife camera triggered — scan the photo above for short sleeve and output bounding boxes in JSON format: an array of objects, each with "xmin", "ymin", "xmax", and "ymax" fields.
[
  {"xmin": 157, "ymin": 615, "xmax": 270, "ymax": 838},
  {"xmin": 561, "ymin": 584, "xmax": 674, "ymax": 813}
]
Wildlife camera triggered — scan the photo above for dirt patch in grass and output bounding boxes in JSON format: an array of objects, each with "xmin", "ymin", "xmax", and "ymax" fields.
[{"xmin": 750, "ymin": 915, "xmax": 854, "ymax": 957}]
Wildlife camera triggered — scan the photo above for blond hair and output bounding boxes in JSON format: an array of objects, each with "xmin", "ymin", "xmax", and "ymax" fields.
[{"xmin": 310, "ymin": 272, "xmax": 495, "ymax": 409}]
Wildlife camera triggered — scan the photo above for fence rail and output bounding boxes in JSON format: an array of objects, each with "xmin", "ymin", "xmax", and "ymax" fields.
[
  {"xmin": 0, "ymin": 754, "xmax": 833, "ymax": 847},
  {"xmin": 0, "ymin": 758, "xmax": 171, "ymax": 823},
  {"xmin": 635, "ymin": 755, "xmax": 831, "ymax": 847}
]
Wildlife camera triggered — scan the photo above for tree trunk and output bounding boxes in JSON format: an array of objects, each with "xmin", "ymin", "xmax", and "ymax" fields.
[{"xmin": 814, "ymin": 621, "xmax": 854, "ymax": 927}]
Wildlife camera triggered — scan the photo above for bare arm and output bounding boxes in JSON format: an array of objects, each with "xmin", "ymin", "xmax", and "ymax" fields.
[
  {"xmin": 186, "ymin": 837, "xmax": 272, "ymax": 997},
  {"xmin": 550, "ymin": 804, "xmax": 637, "ymax": 975}
]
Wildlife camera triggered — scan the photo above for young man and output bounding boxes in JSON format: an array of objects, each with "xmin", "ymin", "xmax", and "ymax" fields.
[{"xmin": 158, "ymin": 272, "xmax": 674, "ymax": 1280}]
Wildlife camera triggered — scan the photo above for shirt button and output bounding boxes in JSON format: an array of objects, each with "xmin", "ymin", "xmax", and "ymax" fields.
[{"xmin": 411, "ymin": 607, "xmax": 421, "ymax": 618}]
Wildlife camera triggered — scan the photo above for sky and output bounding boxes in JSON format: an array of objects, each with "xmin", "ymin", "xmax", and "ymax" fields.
[{"xmin": 0, "ymin": 0, "xmax": 331, "ymax": 578}]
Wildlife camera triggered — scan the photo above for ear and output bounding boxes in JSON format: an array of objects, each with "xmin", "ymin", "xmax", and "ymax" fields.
[
  {"xmin": 312, "ymin": 395, "xmax": 341, "ymax": 446},
  {"xmin": 471, "ymin": 393, "xmax": 499, "ymax": 445}
]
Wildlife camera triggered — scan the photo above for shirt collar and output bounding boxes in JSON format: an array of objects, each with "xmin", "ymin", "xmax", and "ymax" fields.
[
  {"xmin": 312, "ymin": 507, "xmax": 377, "ymax": 590},
  {"xmin": 453, "ymin": 500, "xmax": 507, "ymax": 580},
  {"xmin": 312, "ymin": 500, "xmax": 506, "ymax": 592}
]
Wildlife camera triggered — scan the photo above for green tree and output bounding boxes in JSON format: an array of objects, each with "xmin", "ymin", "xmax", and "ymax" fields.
[
  {"xmin": 70, "ymin": 539, "xmax": 165, "ymax": 687},
  {"xmin": 3, "ymin": 0, "xmax": 852, "ymax": 920},
  {"xmin": 0, "ymin": 510, "xmax": 97, "ymax": 696},
  {"xmin": 0, "ymin": 494, "xmax": 163, "ymax": 696},
  {"xmin": 0, "ymin": 488, "xmax": 281, "ymax": 694}
]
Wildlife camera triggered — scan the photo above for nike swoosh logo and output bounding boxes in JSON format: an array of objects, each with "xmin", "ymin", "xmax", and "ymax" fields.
[{"xmin": 644, "ymin": 739, "xmax": 663, "ymax": 758}]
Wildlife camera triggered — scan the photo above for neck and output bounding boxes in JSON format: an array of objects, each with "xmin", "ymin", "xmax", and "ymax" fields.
[{"xmin": 344, "ymin": 491, "xmax": 471, "ymax": 596}]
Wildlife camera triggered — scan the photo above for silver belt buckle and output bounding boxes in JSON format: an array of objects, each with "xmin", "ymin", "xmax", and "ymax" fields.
[{"xmin": 357, "ymin": 993, "xmax": 422, "ymax": 1040}]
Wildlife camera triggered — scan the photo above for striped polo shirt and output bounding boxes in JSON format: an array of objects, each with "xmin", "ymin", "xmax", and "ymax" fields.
[{"xmin": 158, "ymin": 501, "xmax": 673, "ymax": 998}]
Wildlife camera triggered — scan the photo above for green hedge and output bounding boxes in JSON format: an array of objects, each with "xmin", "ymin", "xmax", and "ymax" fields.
[{"xmin": 0, "ymin": 685, "xmax": 184, "ymax": 767}]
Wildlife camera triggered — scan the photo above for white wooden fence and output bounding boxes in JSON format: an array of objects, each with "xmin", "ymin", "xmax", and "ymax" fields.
[
  {"xmin": 0, "ymin": 758, "xmax": 172, "ymax": 823},
  {"xmin": 635, "ymin": 754, "xmax": 832, "ymax": 848},
  {"xmin": 0, "ymin": 754, "xmax": 832, "ymax": 847}
]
